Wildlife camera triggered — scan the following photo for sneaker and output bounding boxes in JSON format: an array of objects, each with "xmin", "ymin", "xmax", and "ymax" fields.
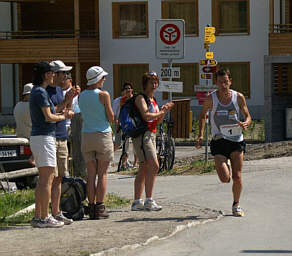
[
  {"xmin": 36, "ymin": 215, "xmax": 64, "ymax": 228},
  {"xmin": 232, "ymin": 205, "xmax": 245, "ymax": 217},
  {"xmin": 95, "ymin": 204, "xmax": 109, "ymax": 219},
  {"xmin": 30, "ymin": 217, "xmax": 40, "ymax": 228},
  {"xmin": 54, "ymin": 212, "xmax": 73, "ymax": 225},
  {"xmin": 131, "ymin": 199, "xmax": 145, "ymax": 211},
  {"xmin": 126, "ymin": 161, "xmax": 134, "ymax": 169},
  {"xmin": 144, "ymin": 199, "xmax": 162, "ymax": 211}
]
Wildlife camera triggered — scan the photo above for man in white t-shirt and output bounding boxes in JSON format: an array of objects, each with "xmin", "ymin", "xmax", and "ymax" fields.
[
  {"xmin": 13, "ymin": 83, "xmax": 35, "ymax": 166},
  {"xmin": 14, "ymin": 83, "xmax": 33, "ymax": 139}
]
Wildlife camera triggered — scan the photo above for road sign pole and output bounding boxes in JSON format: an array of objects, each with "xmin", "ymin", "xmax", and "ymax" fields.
[
  {"xmin": 168, "ymin": 58, "xmax": 173, "ymax": 102},
  {"xmin": 205, "ymin": 112, "xmax": 209, "ymax": 163}
]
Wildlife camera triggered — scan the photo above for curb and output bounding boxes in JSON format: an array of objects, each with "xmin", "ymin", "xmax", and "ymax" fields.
[{"xmin": 91, "ymin": 211, "xmax": 224, "ymax": 256}]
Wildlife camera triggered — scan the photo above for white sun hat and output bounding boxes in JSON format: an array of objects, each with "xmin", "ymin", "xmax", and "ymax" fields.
[
  {"xmin": 22, "ymin": 83, "xmax": 33, "ymax": 95},
  {"xmin": 50, "ymin": 60, "xmax": 72, "ymax": 72},
  {"xmin": 86, "ymin": 66, "xmax": 108, "ymax": 86}
]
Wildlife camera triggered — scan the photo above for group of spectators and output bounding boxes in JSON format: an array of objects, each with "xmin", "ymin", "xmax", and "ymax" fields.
[{"xmin": 13, "ymin": 61, "xmax": 174, "ymax": 228}]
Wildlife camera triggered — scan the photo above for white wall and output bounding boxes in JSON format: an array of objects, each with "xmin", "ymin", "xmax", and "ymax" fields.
[{"xmin": 99, "ymin": 0, "xmax": 269, "ymax": 119}]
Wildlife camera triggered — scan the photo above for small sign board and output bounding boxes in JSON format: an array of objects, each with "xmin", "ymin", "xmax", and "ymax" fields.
[
  {"xmin": 160, "ymin": 67, "xmax": 181, "ymax": 79},
  {"xmin": 194, "ymin": 84, "xmax": 217, "ymax": 92},
  {"xmin": 156, "ymin": 19, "xmax": 185, "ymax": 59},
  {"xmin": 157, "ymin": 81, "xmax": 183, "ymax": 93},
  {"xmin": 200, "ymin": 59, "xmax": 217, "ymax": 66},
  {"xmin": 206, "ymin": 52, "xmax": 214, "ymax": 59}
]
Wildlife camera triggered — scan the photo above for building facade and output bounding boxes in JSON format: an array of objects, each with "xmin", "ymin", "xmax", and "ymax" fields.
[{"xmin": 0, "ymin": 0, "xmax": 288, "ymax": 138}]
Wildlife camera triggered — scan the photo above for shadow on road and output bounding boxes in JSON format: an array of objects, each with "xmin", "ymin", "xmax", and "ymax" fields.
[
  {"xmin": 241, "ymin": 250, "xmax": 292, "ymax": 254},
  {"xmin": 116, "ymin": 215, "xmax": 217, "ymax": 223}
]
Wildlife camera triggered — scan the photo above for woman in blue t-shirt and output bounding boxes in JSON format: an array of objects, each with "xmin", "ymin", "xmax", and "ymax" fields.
[
  {"xmin": 30, "ymin": 62, "xmax": 73, "ymax": 228},
  {"xmin": 79, "ymin": 66, "xmax": 114, "ymax": 220}
]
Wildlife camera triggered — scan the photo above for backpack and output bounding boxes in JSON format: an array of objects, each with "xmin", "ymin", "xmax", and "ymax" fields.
[
  {"xmin": 119, "ymin": 94, "xmax": 152, "ymax": 138},
  {"xmin": 60, "ymin": 176, "xmax": 87, "ymax": 221}
]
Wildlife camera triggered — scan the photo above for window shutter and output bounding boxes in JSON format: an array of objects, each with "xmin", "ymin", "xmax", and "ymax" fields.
[{"xmin": 112, "ymin": 3, "xmax": 120, "ymax": 39}]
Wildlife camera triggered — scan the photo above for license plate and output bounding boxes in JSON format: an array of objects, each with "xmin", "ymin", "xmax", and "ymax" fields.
[{"xmin": 0, "ymin": 150, "xmax": 17, "ymax": 158}]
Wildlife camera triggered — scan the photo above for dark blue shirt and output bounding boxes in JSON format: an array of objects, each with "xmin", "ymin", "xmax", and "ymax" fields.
[
  {"xmin": 30, "ymin": 86, "xmax": 56, "ymax": 137},
  {"xmin": 46, "ymin": 86, "xmax": 67, "ymax": 139}
]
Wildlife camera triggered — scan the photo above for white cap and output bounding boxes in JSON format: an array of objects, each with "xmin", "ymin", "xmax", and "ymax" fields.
[
  {"xmin": 50, "ymin": 60, "xmax": 72, "ymax": 72},
  {"xmin": 86, "ymin": 66, "xmax": 108, "ymax": 86},
  {"xmin": 22, "ymin": 83, "xmax": 33, "ymax": 95}
]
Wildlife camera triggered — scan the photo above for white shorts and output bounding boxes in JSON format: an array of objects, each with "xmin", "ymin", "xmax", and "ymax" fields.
[{"xmin": 30, "ymin": 135, "xmax": 57, "ymax": 168}]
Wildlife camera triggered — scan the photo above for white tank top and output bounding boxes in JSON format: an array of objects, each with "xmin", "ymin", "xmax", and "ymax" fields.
[{"xmin": 210, "ymin": 90, "xmax": 243, "ymax": 142}]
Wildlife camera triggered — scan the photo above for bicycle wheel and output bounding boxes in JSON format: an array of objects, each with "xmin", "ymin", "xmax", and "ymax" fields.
[
  {"xmin": 164, "ymin": 137, "xmax": 175, "ymax": 170},
  {"xmin": 156, "ymin": 136, "xmax": 164, "ymax": 172}
]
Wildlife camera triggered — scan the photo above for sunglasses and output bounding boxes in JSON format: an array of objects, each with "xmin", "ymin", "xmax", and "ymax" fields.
[{"xmin": 148, "ymin": 71, "xmax": 158, "ymax": 77}]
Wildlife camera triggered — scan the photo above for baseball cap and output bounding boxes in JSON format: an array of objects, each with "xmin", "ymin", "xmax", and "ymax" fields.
[
  {"xmin": 33, "ymin": 61, "xmax": 54, "ymax": 75},
  {"xmin": 86, "ymin": 66, "xmax": 108, "ymax": 86},
  {"xmin": 22, "ymin": 83, "xmax": 33, "ymax": 95},
  {"xmin": 50, "ymin": 60, "xmax": 72, "ymax": 72}
]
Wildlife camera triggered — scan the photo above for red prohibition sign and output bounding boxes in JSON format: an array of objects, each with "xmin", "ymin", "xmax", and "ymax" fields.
[{"xmin": 160, "ymin": 24, "xmax": 181, "ymax": 45}]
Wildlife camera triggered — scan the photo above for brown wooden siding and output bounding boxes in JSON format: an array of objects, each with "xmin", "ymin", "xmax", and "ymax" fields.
[
  {"xmin": 0, "ymin": 38, "xmax": 99, "ymax": 63},
  {"xmin": 269, "ymin": 33, "xmax": 292, "ymax": 55}
]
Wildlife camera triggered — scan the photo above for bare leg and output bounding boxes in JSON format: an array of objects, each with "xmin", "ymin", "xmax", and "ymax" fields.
[
  {"xmin": 96, "ymin": 160, "xmax": 110, "ymax": 203},
  {"xmin": 51, "ymin": 176, "xmax": 62, "ymax": 216},
  {"xmin": 145, "ymin": 158, "xmax": 159, "ymax": 198},
  {"xmin": 35, "ymin": 167, "xmax": 54, "ymax": 219},
  {"xmin": 214, "ymin": 155, "xmax": 231, "ymax": 183},
  {"xmin": 86, "ymin": 160, "xmax": 97, "ymax": 204},
  {"xmin": 134, "ymin": 162, "xmax": 147, "ymax": 200},
  {"xmin": 230, "ymin": 151, "xmax": 244, "ymax": 205}
]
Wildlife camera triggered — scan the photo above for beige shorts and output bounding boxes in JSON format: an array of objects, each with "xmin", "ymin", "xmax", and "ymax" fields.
[
  {"xmin": 55, "ymin": 139, "xmax": 69, "ymax": 177},
  {"xmin": 132, "ymin": 131, "xmax": 157, "ymax": 163},
  {"xmin": 81, "ymin": 131, "xmax": 114, "ymax": 163}
]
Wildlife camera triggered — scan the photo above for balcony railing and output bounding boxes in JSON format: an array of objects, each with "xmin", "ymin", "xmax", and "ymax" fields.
[
  {"xmin": 0, "ymin": 30, "xmax": 99, "ymax": 40},
  {"xmin": 270, "ymin": 24, "xmax": 292, "ymax": 33}
]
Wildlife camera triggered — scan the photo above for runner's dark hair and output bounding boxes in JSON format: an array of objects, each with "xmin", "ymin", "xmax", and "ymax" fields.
[
  {"xmin": 122, "ymin": 82, "xmax": 133, "ymax": 91},
  {"xmin": 215, "ymin": 68, "xmax": 232, "ymax": 80}
]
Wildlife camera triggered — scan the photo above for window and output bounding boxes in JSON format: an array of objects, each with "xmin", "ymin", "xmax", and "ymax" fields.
[
  {"xmin": 112, "ymin": 2, "xmax": 148, "ymax": 38},
  {"xmin": 217, "ymin": 62, "xmax": 250, "ymax": 97},
  {"xmin": 162, "ymin": 0, "xmax": 199, "ymax": 36},
  {"xmin": 212, "ymin": 0, "xmax": 250, "ymax": 35},
  {"xmin": 113, "ymin": 64, "xmax": 149, "ymax": 98},
  {"xmin": 163, "ymin": 63, "xmax": 198, "ymax": 99},
  {"xmin": 273, "ymin": 63, "xmax": 292, "ymax": 96}
]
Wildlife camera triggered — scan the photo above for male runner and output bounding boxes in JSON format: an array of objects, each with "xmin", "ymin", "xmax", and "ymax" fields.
[{"xmin": 196, "ymin": 68, "xmax": 252, "ymax": 217}]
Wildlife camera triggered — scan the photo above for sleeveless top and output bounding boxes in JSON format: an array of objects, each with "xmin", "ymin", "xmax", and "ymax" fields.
[
  {"xmin": 147, "ymin": 98, "xmax": 159, "ymax": 133},
  {"xmin": 210, "ymin": 90, "xmax": 243, "ymax": 142},
  {"xmin": 79, "ymin": 88, "xmax": 112, "ymax": 133}
]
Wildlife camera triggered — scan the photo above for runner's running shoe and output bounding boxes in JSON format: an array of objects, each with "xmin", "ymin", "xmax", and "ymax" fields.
[
  {"xmin": 36, "ymin": 215, "xmax": 64, "ymax": 228},
  {"xmin": 232, "ymin": 205, "xmax": 245, "ymax": 217},
  {"xmin": 30, "ymin": 217, "xmax": 40, "ymax": 228},
  {"xmin": 131, "ymin": 199, "xmax": 145, "ymax": 211},
  {"xmin": 54, "ymin": 211, "xmax": 73, "ymax": 225},
  {"xmin": 144, "ymin": 199, "xmax": 162, "ymax": 211}
]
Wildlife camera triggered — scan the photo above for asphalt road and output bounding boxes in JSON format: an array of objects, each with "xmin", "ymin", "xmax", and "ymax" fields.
[{"xmin": 107, "ymin": 157, "xmax": 292, "ymax": 256}]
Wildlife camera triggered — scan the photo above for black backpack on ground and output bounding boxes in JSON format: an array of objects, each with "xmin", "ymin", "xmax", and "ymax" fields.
[
  {"xmin": 119, "ymin": 94, "xmax": 152, "ymax": 138},
  {"xmin": 60, "ymin": 176, "xmax": 87, "ymax": 221}
]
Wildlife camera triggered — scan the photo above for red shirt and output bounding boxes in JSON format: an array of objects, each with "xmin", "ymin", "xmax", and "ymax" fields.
[{"xmin": 147, "ymin": 98, "xmax": 159, "ymax": 133}]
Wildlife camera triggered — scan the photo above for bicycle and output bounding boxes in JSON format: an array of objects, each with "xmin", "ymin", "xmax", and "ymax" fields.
[
  {"xmin": 117, "ymin": 133, "xmax": 130, "ymax": 172},
  {"xmin": 156, "ymin": 119, "xmax": 175, "ymax": 172}
]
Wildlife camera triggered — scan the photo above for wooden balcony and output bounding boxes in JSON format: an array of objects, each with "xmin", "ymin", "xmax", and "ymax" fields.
[
  {"xmin": 269, "ymin": 24, "xmax": 292, "ymax": 55},
  {"xmin": 0, "ymin": 30, "xmax": 99, "ymax": 63}
]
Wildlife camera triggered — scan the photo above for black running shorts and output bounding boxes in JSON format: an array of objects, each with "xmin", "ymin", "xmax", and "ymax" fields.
[{"xmin": 210, "ymin": 138, "xmax": 246, "ymax": 159}]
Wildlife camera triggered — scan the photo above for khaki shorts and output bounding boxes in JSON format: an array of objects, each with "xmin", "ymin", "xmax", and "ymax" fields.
[
  {"xmin": 132, "ymin": 131, "xmax": 157, "ymax": 163},
  {"xmin": 55, "ymin": 139, "xmax": 69, "ymax": 177},
  {"xmin": 81, "ymin": 131, "xmax": 114, "ymax": 163}
]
